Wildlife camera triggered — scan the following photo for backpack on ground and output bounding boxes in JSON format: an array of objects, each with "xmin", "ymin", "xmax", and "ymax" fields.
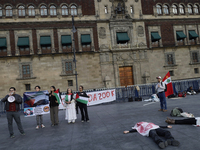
[{"xmin": 170, "ymin": 107, "xmax": 183, "ymax": 117}]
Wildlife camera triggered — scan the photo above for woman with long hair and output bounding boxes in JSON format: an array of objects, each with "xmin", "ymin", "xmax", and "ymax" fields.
[
  {"xmin": 49, "ymin": 86, "xmax": 59, "ymax": 126},
  {"xmin": 65, "ymin": 88, "xmax": 77, "ymax": 123},
  {"xmin": 76, "ymin": 85, "xmax": 89, "ymax": 122}
]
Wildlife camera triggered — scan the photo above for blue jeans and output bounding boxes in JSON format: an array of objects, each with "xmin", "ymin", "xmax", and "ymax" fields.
[{"xmin": 157, "ymin": 92, "xmax": 167, "ymax": 110}]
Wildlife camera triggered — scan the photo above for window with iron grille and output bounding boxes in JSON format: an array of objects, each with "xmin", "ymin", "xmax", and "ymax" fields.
[
  {"xmin": 169, "ymin": 71, "xmax": 174, "ymax": 76},
  {"xmin": 68, "ymin": 80, "xmax": 73, "ymax": 86},
  {"xmin": 65, "ymin": 62, "xmax": 73, "ymax": 74},
  {"xmin": 167, "ymin": 54, "xmax": 174, "ymax": 65},
  {"xmin": 192, "ymin": 52, "xmax": 199, "ymax": 63},
  {"xmin": 25, "ymin": 84, "xmax": 31, "ymax": 91},
  {"xmin": 194, "ymin": 68, "xmax": 199, "ymax": 74},
  {"xmin": 22, "ymin": 65, "xmax": 30, "ymax": 78}
]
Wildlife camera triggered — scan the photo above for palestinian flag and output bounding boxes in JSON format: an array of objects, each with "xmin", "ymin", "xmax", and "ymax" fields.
[
  {"xmin": 65, "ymin": 94, "xmax": 72, "ymax": 102},
  {"xmin": 54, "ymin": 89, "xmax": 61, "ymax": 104},
  {"xmin": 162, "ymin": 72, "xmax": 174, "ymax": 97},
  {"xmin": 75, "ymin": 94, "xmax": 89, "ymax": 104}
]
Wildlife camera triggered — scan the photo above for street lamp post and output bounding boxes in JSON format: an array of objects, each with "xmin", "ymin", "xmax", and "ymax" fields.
[{"xmin": 72, "ymin": 15, "xmax": 78, "ymax": 91}]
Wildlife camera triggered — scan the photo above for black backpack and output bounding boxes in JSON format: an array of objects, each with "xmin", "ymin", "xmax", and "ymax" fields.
[{"xmin": 161, "ymin": 82, "xmax": 167, "ymax": 92}]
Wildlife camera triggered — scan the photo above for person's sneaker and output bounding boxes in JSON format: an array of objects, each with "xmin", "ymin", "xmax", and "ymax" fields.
[
  {"xmin": 163, "ymin": 109, "xmax": 167, "ymax": 112},
  {"xmin": 51, "ymin": 124, "xmax": 54, "ymax": 127},
  {"xmin": 41, "ymin": 124, "xmax": 45, "ymax": 128},
  {"xmin": 167, "ymin": 139, "xmax": 180, "ymax": 146},
  {"xmin": 86, "ymin": 120, "xmax": 90, "ymax": 122},
  {"xmin": 68, "ymin": 121, "xmax": 71, "ymax": 124},
  {"xmin": 158, "ymin": 109, "xmax": 163, "ymax": 111},
  {"xmin": 81, "ymin": 120, "xmax": 84, "ymax": 122},
  {"xmin": 21, "ymin": 132, "xmax": 25, "ymax": 136},
  {"xmin": 72, "ymin": 120, "xmax": 75, "ymax": 123},
  {"xmin": 36, "ymin": 125, "xmax": 39, "ymax": 129},
  {"xmin": 10, "ymin": 135, "xmax": 15, "ymax": 138},
  {"xmin": 158, "ymin": 141, "xmax": 168, "ymax": 149}
]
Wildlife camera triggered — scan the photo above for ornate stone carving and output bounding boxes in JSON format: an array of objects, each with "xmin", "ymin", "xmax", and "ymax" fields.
[
  {"xmin": 137, "ymin": 26, "xmax": 144, "ymax": 37},
  {"xmin": 99, "ymin": 27, "xmax": 106, "ymax": 39},
  {"xmin": 139, "ymin": 42, "xmax": 145, "ymax": 47},
  {"xmin": 100, "ymin": 44, "xmax": 108, "ymax": 50},
  {"xmin": 115, "ymin": 3, "xmax": 125, "ymax": 14}
]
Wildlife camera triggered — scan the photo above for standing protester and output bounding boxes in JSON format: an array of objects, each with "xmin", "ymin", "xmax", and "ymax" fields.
[
  {"xmin": 65, "ymin": 88, "xmax": 77, "ymax": 124},
  {"xmin": 156, "ymin": 76, "xmax": 167, "ymax": 112},
  {"xmin": 35, "ymin": 86, "xmax": 45, "ymax": 129},
  {"xmin": 123, "ymin": 122, "xmax": 180, "ymax": 149},
  {"xmin": 76, "ymin": 85, "xmax": 89, "ymax": 122},
  {"xmin": 1, "ymin": 87, "xmax": 25, "ymax": 138},
  {"xmin": 49, "ymin": 86, "xmax": 59, "ymax": 126}
]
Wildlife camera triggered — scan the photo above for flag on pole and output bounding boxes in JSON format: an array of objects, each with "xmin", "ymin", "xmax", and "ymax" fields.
[
  {"xmin": 54, "ymin": 89, "xmax": 61, "ymax": 104},
  {"xmin": 75, "ymin": 94, "xmax": 89, "ymax": 104},
  {"xmin": 162, "ymin": 72, "xmax": 174, "ymax": 97}
]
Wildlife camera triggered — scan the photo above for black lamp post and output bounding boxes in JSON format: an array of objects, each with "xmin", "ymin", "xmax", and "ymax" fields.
[{"xmin": 72, "ymin": 15, "xmax": 78, "ymax": 91}]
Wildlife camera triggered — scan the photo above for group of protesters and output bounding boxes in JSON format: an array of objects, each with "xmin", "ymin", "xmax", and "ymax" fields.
[
  {"xmin": 2, "ymin": 75, "xmax": 200, "ymax": 149},
  {"xmin": 123, "ymin": 75, "xmax": 200, "ymax": 149},
  {"xmin": 1, "ymin": 85, "xmax": 89, "ymax": 138}
]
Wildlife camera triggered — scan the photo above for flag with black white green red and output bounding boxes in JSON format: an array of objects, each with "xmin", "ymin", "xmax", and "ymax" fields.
[
  {"xmin": 75, "ymin": 94, "xmax": 89, "ymax": 104},
  {"xmin": 54, "ymin": 89, "xmax": 61, "ymax": 104}
]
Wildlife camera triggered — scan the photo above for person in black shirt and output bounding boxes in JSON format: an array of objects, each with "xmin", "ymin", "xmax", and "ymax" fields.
[
  {"xmin": 1, "ymin": 87, "xmax": 25, "ymax": 138},
  {"xmin": 76, "ymin": 85, "xmax": 89, "ymax": 122},
  {"xmin": 49, "ymin": 86, "xmax": 59, "ymax": 126},
  {"xmin": 123, "ymin": 122, "xmax": 180, "ymax": 149}
]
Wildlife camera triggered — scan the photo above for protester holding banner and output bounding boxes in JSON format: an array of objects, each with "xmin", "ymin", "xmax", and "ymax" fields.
[
  {"xmin": 156, "ymin": 76, "xmax": 167, "ymax": 112},
  {"xmin": 35, "ymin": 86, "xmax": 45, "ymax": 129},
  {"xmin": 1, "ymin": 87, "xmax": 25, "ymax": 138},
  {"xmin": 49, "ymin": 86, "xmax": 59, "ymax": 126},
  {"xmin": 123, "ymin": 122, "xmax": 180, "ymax": 149},
  {"xmin": 76, "ymin": 85, "xmax": 90, "ymax": 122},
  {"xmin": 65, "ymin": 88, "xmax": 77, "ymax": 123}
]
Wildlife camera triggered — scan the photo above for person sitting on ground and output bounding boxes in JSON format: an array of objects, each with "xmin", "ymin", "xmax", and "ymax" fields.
[
  {"xmin": 123, "ymin": 122, "xmax": 180, "ymax": 149},
  {"xmin": 165, "ymin": 117, "xmax": 200, "ymax": 126},
  {"xmin": 187, "ymin": 86, "xmax": 196, "ymax": 95}
]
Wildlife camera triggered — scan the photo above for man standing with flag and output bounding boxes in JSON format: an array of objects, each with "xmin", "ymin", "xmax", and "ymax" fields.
[{"xmin": 156, "ymin": 76, "xmax": 167, "ymax": 112}]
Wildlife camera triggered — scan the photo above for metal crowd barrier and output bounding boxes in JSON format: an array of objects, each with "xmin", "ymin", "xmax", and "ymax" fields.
[{"xmin": 1, "ymin": 78, "xmax": 200, "ymax": 115}]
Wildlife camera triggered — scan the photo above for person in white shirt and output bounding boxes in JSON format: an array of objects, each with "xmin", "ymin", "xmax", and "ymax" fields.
[{"xmin": 156, "ymin": 76, "xmax": 167, "ymax": 112}]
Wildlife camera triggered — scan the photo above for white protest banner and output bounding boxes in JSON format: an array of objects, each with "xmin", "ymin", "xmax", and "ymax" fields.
[
  {"xmin": 59, "ymin": 95, "xmax": 67, "ymax": 109},
  {"xmin": 86, "ymin": 89, "xmax": 116, "ymax": 106}
]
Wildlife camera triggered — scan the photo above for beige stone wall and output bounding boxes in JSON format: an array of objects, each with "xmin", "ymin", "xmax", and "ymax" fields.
[
  {"xmin": 147, "ymin": 46, "xmax": 200, "ymax": 83},
  {"xmin": 0, "ymin": 53, "xmax": 104, "ymax": 98}
]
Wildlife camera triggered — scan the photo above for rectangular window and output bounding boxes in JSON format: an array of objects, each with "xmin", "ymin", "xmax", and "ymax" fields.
[
  {"xmin": 105, "ymin": 6, "xmax": 108, "ymax": 14},
  {"xmin": 169, "ymin": 71, "xmax": 174, "ymax": 76},
  {"xmin": 167, "ymin": 54, "xmax": 174, "ymax": 65},
  {"xmin": 22, "ymin": 65, "xmax": 30, "ymax": 78},
  {"xmin": 25, "ymin": 84, "xmax": 31, "ymax": 91},
  {"xmin": 68, "ymin": 80, "xmax": 73, "ymax": 86},
  {"xmin": 192, "ymin": 52, "xmax": 199, "ymax": 63},
  {"xmin": 130, "ymin": 6, "xmax": 133, "ymax": 14},
  {"xmin": 194, "ymin": 68, "xmax": 199, "ymax": 74},
  {"xmin": 65, "ymin": 62, "xmax": 73, "ymax": 74}
]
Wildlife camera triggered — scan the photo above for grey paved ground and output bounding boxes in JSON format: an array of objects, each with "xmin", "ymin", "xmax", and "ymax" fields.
[{"xmin": 1, "ymin": 95, "xmax": 200, "ymax": 150}]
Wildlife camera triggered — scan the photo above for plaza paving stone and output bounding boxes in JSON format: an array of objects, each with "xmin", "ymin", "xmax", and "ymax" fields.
[{"xmin": 0, "ymin": 95, "xmax": 200, "ymax": 150}]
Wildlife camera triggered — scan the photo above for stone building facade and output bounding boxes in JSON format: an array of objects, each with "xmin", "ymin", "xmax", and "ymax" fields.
[
  {"xmin": 0, "ymin": 0, "xmax": 200, "ymax": 97},
  {"xmin": 0, "ymin": 0, "xmax": 104, "ymax": 97},
  {"xmin": 95, "ymin": 0, "xmax": 200, "ymax": 88}
]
